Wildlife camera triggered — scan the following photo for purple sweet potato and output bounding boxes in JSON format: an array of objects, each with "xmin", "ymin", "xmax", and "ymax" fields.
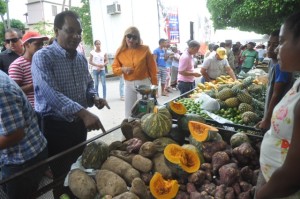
[
  {"xmin": 202, "ymin": 141, "xmax": 228, "ymax": 162},
  {"xmin": 190, "ymin": 191, "xmax": 202, "ymax": 199},
  {"xmin": 232, "ymin": 142, "xmax": 256, "ymax": 165},
  {"xmin": 239, "ymin": 181, "xmax": 252, "ymax": 192},
  {"xmin": 186, "ymin": 182, "xmax": 197, "ymax": 193},
  {"xmin": 175, "ymin": 191, "xmax": 189, "ymax": 199},
  {"xmin": 200, "ymin": 183, "xmax": 216, "ymax": 196},
  {"xmin": 201, "ymin": 163, "xmax": 213, "ymax": 171},
  {"xmin": 225, "ymin": 187, "xmax": 235, "ymax": 199},
  {"xmin": 188, "ymin": 170, "xmax": 206, "ymax": 185},
  {"xmin": 232, "ymin": 182, "xmax": 241, "ymax": 196},
  {"xmin": 214, "ymin": 184, "xmax": 226, "ymax": 199},
  {"xmin": 240, "ymin": 166, "xmax": 254, "ymax": 183},
  {"xmin": 219, "ymin": 163, "xmax": 240, "ymax": 186},
  {"xmin": 238, "ymin": 190, "xmax": 251, "ymax": 199},
  {"xmin": 212, "ymin": 151, "xmax": 230, "ymax": 173},
  {"xmin": 124, "ymin": 138, "xmax": 143, "ymax": 153}
]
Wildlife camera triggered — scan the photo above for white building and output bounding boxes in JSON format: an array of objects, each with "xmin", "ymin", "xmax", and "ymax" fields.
[{"xmin": 26, "ymin": 0, "xmax": 70, "ymax": 30}]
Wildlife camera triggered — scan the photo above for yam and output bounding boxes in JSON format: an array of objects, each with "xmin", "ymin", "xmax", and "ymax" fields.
[
  {"xmin": 239, "ymin": 181, "xmax": 252, "ymax": 192},
  {"xmin": 152, "ymin": 153, "xmax": 172, "ymax": 179},
  {"xmin": 232, "ymin": 143, "xmax": 256, "ymax": 165},
  {"xmin": 240, "ymin": 166, "xmax": 254, "ymax": 183},
  {"xmin": 202, "ymin": 140, "xmax": 227, "ymax": 162},
  {"xmin": 175, "ymin": 191, "xmax": 189, "ymax": 199},
  {"xmin": 129, "ymin": 177, "xmax": 151, "ymax": 199},
  {"xmin": 200, "ymin": 183, "xmax": 216, "ymax": 196},
  {"xmin": 225, "ymin": 187, "xmax": 235, "ymax": 199},
  {"xmin": 214, "ymin": 184, "xmax": 226, "ymax": 199},
  {"xmin": 238, "ymin": 190, "xmax": 251, "ymax": 199},
  {"xmin": 108, "ymin": 141, "xmax": 127, "ymax": 152},
  {"xmin": 112, "ymin": 192, "xmax": 139, "ymax": 199},
  {"xmin": 138, "ymin": 141, "xmax": 157, "ymax": 158},
  {"xmin": 109, "ymin": 150, "xmax": 135, "ymax": 163},
  {"xmin": 132, "ymin": 155, "xmax": 153, "ymax": 173},
  {"xmin": 190, "ymin": 191, "xmax": 202, "ymax": 199},
  {"xmin": 101, "ymin": 156, "xmax": 140, "ymax": 185},
  {"xmin": 95, "ymin": 170, "xmax": 127, "ymax": 197},
  {"xmin": 200, "ymin": 163, "xmax": 212, "ymax": 171},
  {"xmin": 68, "ymin": 169, "xmax": 97, "ymax": 199},
  {"xmin": 132, "ymin": 122, "xmax": 150, "ymax": 143},
  {"xmin": 140, "ymin": 172, "xmax": 153, "ymax": 185},
  {"xmin": 186, "ymin": 182, "xmax": 197, "ymax": 193}
]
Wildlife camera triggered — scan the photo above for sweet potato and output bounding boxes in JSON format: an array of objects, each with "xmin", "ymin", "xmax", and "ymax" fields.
[
  {"xmin": 101, "ymin": 156, "xmax": 140, "ymax": 185},
  {"xmin": 138, "ymin": 141, "xmax": 157, "ymax": 158},
  {"xmin": 175, "ymin": 191, "xmax": 189, "ymax": 199},
  {"xmin": 152, "ymin": 153, "xmax": 172, "ymax": 179},
  {"xmin": 211, "ymin": 151, "xmax": 230, "ymax": 173},
  {"xmin": 188, "ymin": 170, "xmax": 206, "ymax": 185},
  {"xmin": 124, "ymin": 138, "xmax": 143, "ymax": 153},
  {"xmin": 200, "ymin": 183, "xmax": 216, "ymax": 196},
  {"xmin": 218, "ymin": 163, "xmax": 240, "ymax": 186},
  {"xmin": 68, "ymin": 169, "xmax": 97, "ymax": 199},
  {"xmin": 186, "ymin": 182, "xmax": 197, "ymax": 193},
  {"xmin": 214, "ymin": 184, "xmax": 226, "ymax": 199},
  {"xmin": 95, "ymin": 170, "xmax": 127, "ymax": 197},
  {"xmin": 240, "ymin": 166, "xmax": 254, "ymax": 183},
  {"xmin": 129, "ymin": 177, "xmax": 151, "ymax": 199},
  {"xmin": 225, "ymin": 187, "xmax": 235, "ymax": 199},
  {"xmin": 190, "ymin": 191, "xmax": 202, "ymax": 199},
  {"xmin": 131, "ymin": 155, "xmax": 153, "ymax": 173}
]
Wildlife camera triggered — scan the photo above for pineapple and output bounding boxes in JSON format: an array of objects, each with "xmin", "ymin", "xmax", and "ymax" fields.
[
  {"xmin": 216, "ymin": 88, "xmax": 235, "ymax": 101},
  {"xmin": 237, "ymin": 91, "xmax": 252, "ymax": 104},
  {"xmin": 238, "ymin": 103, "xmax": 254, "ymax": 113},
  {"xmin": 225, "ymin": 97, "xmax": 240, "ymax": 108}
]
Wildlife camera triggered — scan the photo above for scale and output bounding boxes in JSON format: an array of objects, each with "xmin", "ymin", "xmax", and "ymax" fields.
[{"xmin": 131, "ymin": 85, "xmax": 158, "ymax": 118}]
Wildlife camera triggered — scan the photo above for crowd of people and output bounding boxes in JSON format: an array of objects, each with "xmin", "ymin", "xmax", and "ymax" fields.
[{"xmin": 1, "ymin": 8, "xmax": 300, "ymax": 199}]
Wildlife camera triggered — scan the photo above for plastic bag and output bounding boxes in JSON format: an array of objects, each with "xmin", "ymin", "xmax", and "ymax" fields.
[{"xmin": 194, "ymin": 93, "xmax": 220, "ymax": 112}]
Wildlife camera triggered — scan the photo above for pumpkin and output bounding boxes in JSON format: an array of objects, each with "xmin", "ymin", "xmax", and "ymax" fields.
[
  {"xmin": 141, "ymin": 106, "xmax": 172, "ymax": 139},
  {"xmin": 82, "ymin": 141, "xmax": 109, "ymax": 169},
  {"xmin": 167, "ymin": 100, "xmax": 187, "ymax": 119},
  {"xmin": 150, "ymin": 172, "xmax": 179, "ymax": 199},
  {"xmin": 182, "ymin": 144, "xmax": 204, "ymax": 165},
  {"xmin": 177, "ymin": 113, "xmax": 205, "ymax": 136},
  {"xmin": 188, "ymin": 121, "xmax": 219, "ymax": 142},
  {"xmin": 164, "ymin": 144, "xmax": 200, "ymax": 175}
]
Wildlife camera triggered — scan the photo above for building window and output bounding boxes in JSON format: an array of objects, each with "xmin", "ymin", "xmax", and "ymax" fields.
[{"xmin": 52, "ymin": 5, "xmax": 57, "ymax": 16}]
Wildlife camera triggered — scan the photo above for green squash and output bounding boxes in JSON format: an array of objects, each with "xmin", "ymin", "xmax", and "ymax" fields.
[
  {"xmin": 81, "ymin": 141, "xmax": 109, "ymax": 169},
  {"xmin": 141, "ymin": 106, "xmax": 172, "ymax": 139},
  {"xmin": 177, "ymin": 113, "xmax": 205, "ymax": 136}
]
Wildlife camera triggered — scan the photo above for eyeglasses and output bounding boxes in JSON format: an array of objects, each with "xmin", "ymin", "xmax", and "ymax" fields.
[
  {"xmin": 5, "ymin": 38, "xmax": 20, "ymax": 44},
  {"xmin": 126, "ymin": 34, "xmax": 138, "ymax": 40}
]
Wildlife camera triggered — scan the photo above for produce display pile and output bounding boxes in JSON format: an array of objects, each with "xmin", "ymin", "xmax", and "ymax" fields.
[
  {"xmin": 67, "ymin": 106, "xmax": 262, "ymax": 199},
  {"xmin": 178, "ymin": 76, "xmax": 267, "ymax": 127}
]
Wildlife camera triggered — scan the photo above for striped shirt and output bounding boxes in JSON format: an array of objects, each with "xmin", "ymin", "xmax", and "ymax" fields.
[
  {"xmin": 0, "ymin": 70, "xmax": 47, "ymax": 165},
  {"xmin": 31, "ymin": 40, "xmax": 96, "ymax": 122},
  {"xmin": 8, "ymin": 56, "xmax": 34, "ymax": 107}
]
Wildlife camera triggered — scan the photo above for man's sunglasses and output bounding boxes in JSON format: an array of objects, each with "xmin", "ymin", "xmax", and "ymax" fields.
[
  {"xmin": 5, "ymin": 38, "xmax": 20, "ymax": 44},
  {"xmin": 126, "ymin": 34, "xmax": 138, "ymax": 40}
]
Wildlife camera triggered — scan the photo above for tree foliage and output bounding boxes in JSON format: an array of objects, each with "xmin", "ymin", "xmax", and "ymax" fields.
[
  {"xmin": 71, "ymin": 0, "xmax": 93, "ymax": 46},
  {"xmin": 0, "ymin": 19, "xmax": 25, "ymax": 42},
  {"xmin": 33, "ymin": 21, "xmax": 55, "ymax": 37},
  {"xmin": 207, "ymin": 0, "xmax": 300, "ymax": 34}
]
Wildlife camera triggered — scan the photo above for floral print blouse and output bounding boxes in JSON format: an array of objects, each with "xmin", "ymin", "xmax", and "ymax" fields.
[{"xmin": 260, "ymin": 78, "xmax": 300, "ymax": 198}]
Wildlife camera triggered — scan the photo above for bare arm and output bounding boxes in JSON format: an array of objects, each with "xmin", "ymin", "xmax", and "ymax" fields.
[
  {"xmin": 14, "ymin": 80, "xmax": 33, "ymax": 94},
  {"xmin": 89, "ymin": 54, "xmax": 97, "ymax": 67},
  {"xmin": 256, "ymin": 100, "xmax": 300, "ymax": 199},
  {"xmin": 0, "ymin": 128, "xmax": 25, "ymax": 149},
  {"xmin": 200, "ymin": 67, "xmax": 211, "ymax": 82},
  {"xmin": 179, "ymin": 70, "xmax": 201, "ymax": 77},
  {"xmin": 225, "ymin": 66, "xmax": 236, "ymax": 81}
]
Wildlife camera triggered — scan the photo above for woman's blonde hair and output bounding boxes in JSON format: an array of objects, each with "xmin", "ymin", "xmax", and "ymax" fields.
[{"xmin": 115, "ymin": 26, "xmax": 143, "ymax": 56}]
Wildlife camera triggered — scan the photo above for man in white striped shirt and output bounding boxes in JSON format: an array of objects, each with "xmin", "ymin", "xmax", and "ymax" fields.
[{"xmin": 8, "ymin": 31, "xmax": 48, "ymax": 107}]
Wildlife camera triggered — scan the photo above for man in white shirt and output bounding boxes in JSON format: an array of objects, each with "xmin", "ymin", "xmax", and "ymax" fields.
[{"xmin": 200, "ymin": 47, "xmax": 236, "ymax": 83}]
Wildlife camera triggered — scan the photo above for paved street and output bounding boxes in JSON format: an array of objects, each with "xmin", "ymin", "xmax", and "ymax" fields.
[{"xmin": 86, "ymin": 76, "xmax": 182, "ymax": 142}]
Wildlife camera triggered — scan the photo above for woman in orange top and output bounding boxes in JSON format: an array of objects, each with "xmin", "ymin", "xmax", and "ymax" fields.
[{"xmin": 112, "ymin": 26, "xmax": 158, "ymax": 118}]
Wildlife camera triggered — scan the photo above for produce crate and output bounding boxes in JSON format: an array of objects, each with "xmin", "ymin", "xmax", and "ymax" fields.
[
  {"xmin": 0, "ymin": 125, "xmax": 123, "ymax": 199},
  {"xmin": 166, "ymin": 89, "xmax": 264, "ymax": 136}
]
